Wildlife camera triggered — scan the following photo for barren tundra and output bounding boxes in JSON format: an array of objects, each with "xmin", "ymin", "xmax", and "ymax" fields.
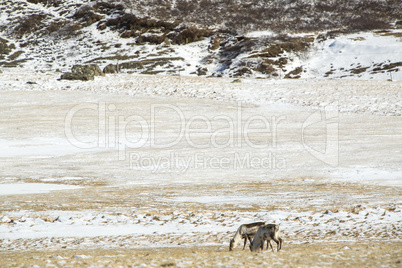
[{"xmin": 0, "ymin": 71, "xmax": 401, "ymax": 267}]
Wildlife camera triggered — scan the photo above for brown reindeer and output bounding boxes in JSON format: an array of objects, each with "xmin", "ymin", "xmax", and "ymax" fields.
[
  {"xmin": 229, "ymin": 222, "xmax": 266, "ymax": 251},
  {"xmin": 249, "ymin": 224, "xmax": 283, "ymax": 252}
]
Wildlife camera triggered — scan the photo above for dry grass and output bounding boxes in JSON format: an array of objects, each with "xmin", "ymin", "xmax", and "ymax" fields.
[
  {"xmin": 377, "ymin": 31, "xmax": 402, "ymax": 38},
  {"xmin": 0, "ymin": 242, "xmax": 400, "ymax": 267},
  {"xmin": 0, "ymin": 177, "xmax": 399, "ymax": 213}
]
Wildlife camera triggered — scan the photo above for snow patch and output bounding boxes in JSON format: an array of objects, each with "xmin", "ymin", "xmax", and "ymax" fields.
[
  {"xmin": 0, "ymin": 183, "xmax": 82, "ymax": 196},
  {"xmin": 336, "ymin": 167, "xmax": 402, "ymax": 187},
  {"xmin": 0, "ymin": 137, "xmax": 105, "ymax": 158}
]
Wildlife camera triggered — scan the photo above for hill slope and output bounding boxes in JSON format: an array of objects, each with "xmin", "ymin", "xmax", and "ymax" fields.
[{"xmin": 0, "ymin": 0, "xmax": 401, "ymax": 80}]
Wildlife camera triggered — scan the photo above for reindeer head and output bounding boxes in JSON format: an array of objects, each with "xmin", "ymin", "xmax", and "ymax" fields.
[{"xmin": 229, "ymin": 239, "xmax": 234, "ymax": 251}]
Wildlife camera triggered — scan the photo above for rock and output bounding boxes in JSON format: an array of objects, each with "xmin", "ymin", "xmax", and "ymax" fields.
[
  {"xmin": 119, "ymin": 61, "xmax": 144, "ymax": 70},
  {"xmin": 60, "ymin": 64, "xmax": 104, "ymax": 81},
  {"xmin": 285, "ymin": 66, "xmax": 302, "ymax": 79},
  {"xmin": 72, "ymin": 64, "xmax": 104, "ymax": 77},
  {"xmin": 161, "ymin": 262, "xmax": 175, "ymax": 267},
  {"xmin": 103, "ymin": 64, "xmax": 118, "ymax": 74},
  {"xmin": 208, "ymin": 35, "xmax": 220, "ymax": 51},
  {"xmin": 233, "ymin": 67, "xmax": 252, "ymax": 77},
  {"xmin": 0, "ymin": 37, "xmax": 14, "ymax": 57},
  {"xmin": 163, "ymin": 37, "xmax": 171, "ymax": 46},
  {"xmin": 60, "ymin": 72, "xmax": 94, "ymax": 81},
  {"xmin": 196, "ymin": 67, "xmax": 208, "ymax": 76},
  {"xmin": 97, "ymin": 23, "xmax": 107, "ymax": 31},
  {"xmin": 255, "ymin": 63, "xmax": 275, "ymax": 74}
]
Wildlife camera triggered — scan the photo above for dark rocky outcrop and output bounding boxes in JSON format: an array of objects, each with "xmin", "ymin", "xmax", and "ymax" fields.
[
  {"xmin": 72, "ymin": 64, "xmax": 104, "ymax": 76},
  {"xmin": 60, "ymin": 72, "xmax": 94, "ymax": 81},
  {"xmin": 103, "ymin": 64, "xmax": 118, "ymax": 74},
  {"xmin": 61, "ymin": 64, "xmax": 104, "ymax": 81},
  {"xmin": 196, "ymin": 67, "xmax": 208, "ymax": 76},
  {"xmin": 0, "ymin": 38, "xmax": 15, "ymax": 60},
  {"xmin": 285, "ymin": 67, "xmax": 303, "ymax": 79}
]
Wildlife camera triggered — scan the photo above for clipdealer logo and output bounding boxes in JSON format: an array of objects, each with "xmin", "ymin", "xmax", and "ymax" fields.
[
  {"xmin": 129, "ymin": 152, "xmax": 286, "ymax": 173},
  {"xmin": 64, "ymin": 101, "xmax": 339, "ymax": 169},
  {"xmin": 302, "ymin": 101, "xmax": 339, "ymax": 167},
  {"xmin": 64, "ymin": 102, "xmax": 286, "ymax": 160}
]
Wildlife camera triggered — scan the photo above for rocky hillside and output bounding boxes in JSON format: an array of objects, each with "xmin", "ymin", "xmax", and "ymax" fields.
[{"xmin": 0, "ymin": 0, "xmax": 401, "ymax": 80}]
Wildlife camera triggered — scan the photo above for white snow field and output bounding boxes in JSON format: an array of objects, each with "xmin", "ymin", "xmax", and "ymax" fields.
[
  {"xmin": 0, "ymin": 71, "xmax": 401, "ymax": 266},
  {"xmin": 0, "ymin": 183, "xmax": 81, "ymax": 196},
  {"xmin": 302, "ymin": 31, "xmax": 402, "ymax": 81}
]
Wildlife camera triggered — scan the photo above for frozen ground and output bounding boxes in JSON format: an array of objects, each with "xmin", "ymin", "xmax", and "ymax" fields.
[
  {"xmin": 0, "ymin": 183, "xmax": 81, "ymax": 196},
  {"xmin": 0, "ymin": 71, "xmax": 401, "ymax": 266}
]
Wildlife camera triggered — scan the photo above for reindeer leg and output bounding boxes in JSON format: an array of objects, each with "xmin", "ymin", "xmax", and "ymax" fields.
[
  {"xmin": 245, "ymin": 235, "xmax": 253, "ymax": 251},
  {"xmin": 242, "ymin": 236, "xmax": 247, "ymax": 250},
  {"xmin": 268, "ymin": 240, "xmax": 274, "ymax": 252},
  {"xmin": 272, "ymin": 237, "xmax": 281, "ymax": 252},
  {"xmin": 248, "ymin": 235, "xmax": 253, "ymax": 244}
]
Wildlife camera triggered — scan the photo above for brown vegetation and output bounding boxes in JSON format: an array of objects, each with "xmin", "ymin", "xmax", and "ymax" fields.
[
  {"xmin": 350, "ymin": 66, "xmax": 369, "ymax": 75},
  {"xmin": 256, "ymin": 62, "xmax": 276, "ymax": 75},
  {"xmin": 168, "ymin": 26, "xmax": 212, "ymax": 45},
  {"xmin": 12, "ymin": 14, "xmax": 47, "ymax": 38},
  {"xmin": 0, "ymin": 38, "xmax": 14, "ymax": 59},
  {"xmin": 119, "ymin": 0, "xmax": 399, "ymax": 33},
  {"xmin": 217, "ymin": 35, "xmax": 313, "ymax": 76},
  {"xmin": 104, "ymin": 13, "xmax": 178, "ymax": 43},
  {"xmin": 26, "ymin": 0, "xmax": 62, "ymax": 7},
  {"xmin": 119, "ymin": 57, "xmax": 184, "ymax": 73},
  {"xmin": 103, "ymin": 11, "xmax": 212, "ymax": 45},
  {"xmin": 7, "ymin": 50, "xmax": 24, "ymax": 61},
  {"xmin": 373, "ymin": 62, "xmax": 402, "ymax": 72},
  {"xmin": 72, "ymin": 5, "xmax": 103, "ymax": 27}
]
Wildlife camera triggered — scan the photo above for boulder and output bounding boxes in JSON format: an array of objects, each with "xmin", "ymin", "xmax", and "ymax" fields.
[
  {"xmin": 60, "ymin": 72, "xmax": 94, "ymax": 81},
  {"xmin": 163, "ymin": 37, "xmax": 171, "ymax": 46},
  {"xmin": 208, "ymin": 35, "xmax": 220, "ymax": 51},
  {"xmin": 60, "ymin": 64, "xmax": 103, "ymax": 81},
  {"xmin": 72, "ymin": 64, "xmax": 104, "ymax": 77},
  {"xmin": 285, "ymin": 66, "xmax": 303, "ymax": 79},
  {"xmin": 196, "ymin": 67, "xmax": 208, "ymax": 76},
  {"xmin": 103, "ymin": 64, "xmax": 118, "ymax": 74}
]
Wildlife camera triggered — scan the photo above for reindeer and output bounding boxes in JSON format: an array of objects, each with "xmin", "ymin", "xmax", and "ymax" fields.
[
  {"xmin": 229, "ymin": 221, "xmax": 265, "ymax": 251},
  {"xmin": 249, "ymin": 224, "xmax": 283, "ymax": 252}
]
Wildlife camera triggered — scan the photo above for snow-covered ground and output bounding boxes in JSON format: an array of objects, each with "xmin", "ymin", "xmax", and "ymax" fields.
[
  {"xmin": 0, "ymin": 71, "xmax": 401, "ymax": 256},
  {"xmin": 1, "ymin": 206, "xmax": 401, "ymax": 250},
  {"xmin": 303, "ymin": 31, "xmax": 402, "ymax": 81}
]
